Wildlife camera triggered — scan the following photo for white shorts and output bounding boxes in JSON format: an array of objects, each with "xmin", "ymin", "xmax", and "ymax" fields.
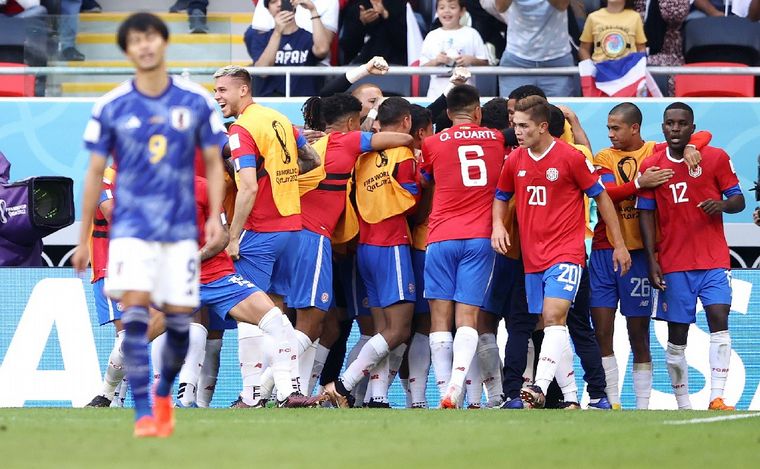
[{"xmin": 105, "ymin": 238, "xmax": 200, "ymax": 308}]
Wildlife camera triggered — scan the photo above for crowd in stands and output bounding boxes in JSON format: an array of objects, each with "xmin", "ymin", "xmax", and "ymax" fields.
[{"xmin": 3, "ymin": 0, "xmax": 760, "ymax": 97}]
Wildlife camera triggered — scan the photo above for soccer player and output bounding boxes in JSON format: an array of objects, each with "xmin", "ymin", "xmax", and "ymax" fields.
[
  {"xmin": 322, "ymin": 97, "xmax": 419, "ymax": 408},
  {"xmin": 73, "ymin": 13, "xmax": 227, "ymax": 437},
  {"xmin": 591, "ymin": 102, "xmax": 709, "ymax": 409},
  {"xmin": 420, "ymin": 85, "xmax": 506, "ymax": 409},
  {"xmin": 492, "ymin": 95, "xmax": 631, "ymax": 409},
  {"xmin": 213, "ymin": 65, "xmax": 320, "ymax": 406},
  {"xmin": 636, "ymin": 102, "xmax": 743, "ymax": 411}
]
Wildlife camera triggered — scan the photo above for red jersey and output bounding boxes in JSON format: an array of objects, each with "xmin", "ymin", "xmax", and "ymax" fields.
[
  {"xmin": 420, "ymin": 123, "xmax": 506, "ymax": 244},
  {"xmin": 635, "ymin": 146, "xmax": 741, "ymax": 274},
  {"xmin": 195, "ymin": 176, "xmax": 235, "ymax": 284},
  {"xmin": 496, "ymin": 139, "xmax": 604, "ymax": 273},
  {"xmin": 302, "ymin": 131, "xmax": 374, "ymax": 238},
  {"xmin": 358, "ymin": 159, "xmax": 418, "ymax": 246},
  {"xmin": 228, "ymin": 124, "xmax": 303, "ymax": 233},
  {"xmin": 90, "ymin": 168, "xmax": 116, "ymax": 283}
]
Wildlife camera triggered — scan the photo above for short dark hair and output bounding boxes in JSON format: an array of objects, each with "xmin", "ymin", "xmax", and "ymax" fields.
[
  {"xmin": 446, "ymin": 84, "xmax": 480, "ymax": 114},
  {"xmin": 481, "ymin": 98, "xmax": 508, "ymax": 131},
  {"xmin": 548, "ymin": 105, "xmax": 565, "ymax": 138},
  {"xmin": 609, "ymin": 102, "xmax": 642, "ymax": 126},
  {"xmin": 378, "ymin": 97, "xmax": 412, "ymax": 126},
  {"xmin": 437, "ymin": 0, "xmax": 465, "ymax": 8},
  {"xmin": 664, "ymin": 102, "xmax": 694, "ymax": 122},
  {"xmin": 117, "ymin": 12, "xmax": 169, "ymax": 52},
  {"xmin": 514, "ymin": 95, "xmax": 550, "ymax": 125},
  {"xmin": 410, "ymin": 104, "xmax": 432, "ymax": 135},
  {"xmin": 321, "ymin": 93, "xmax": 362, "ymax": 126},
  {"xmin": 508, "ymin": 85, "xmax": 546, "ymax": 101}
]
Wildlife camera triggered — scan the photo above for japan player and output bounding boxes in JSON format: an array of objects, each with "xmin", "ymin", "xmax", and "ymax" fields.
[
  {"xmin": 636, "ymin": 102, "xmax": 744, "ymax": 411},
  {"xmin": 492, "ymin": 96, "xmax": 631, "ymax": 409}
]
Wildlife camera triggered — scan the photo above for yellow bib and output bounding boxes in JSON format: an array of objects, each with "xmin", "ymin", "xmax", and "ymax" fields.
[
  {"xmin": 235, "ymin": 103, "xmax": 300, "ymax": 216},
  {"xmin": 354, "ymin": 146, "xmax": 417, "ymax": 224},
  {"xmin": 298, "ymin": 134, "xmax": 328, "ymax": 196}
]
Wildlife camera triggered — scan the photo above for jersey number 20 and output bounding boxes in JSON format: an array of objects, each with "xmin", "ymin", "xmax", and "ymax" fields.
[{"xmin": 458, "ymin": 145, "xmax": 487, "ymax": 187}]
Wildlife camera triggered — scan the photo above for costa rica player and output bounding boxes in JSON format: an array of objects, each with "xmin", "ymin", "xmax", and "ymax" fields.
[
  {"xmin": 419, "ymin": 85, "xmax": 507, "ymax": 409},
  {"xmin": 492, "ymin": 95, "xmax": 631, "ymax": 409},
  {"xmin": 73, "ymin": 13, "xmax": 227, "ymax": 437},
  {"xmin": 636, "ymin": 102, "xmax": 743, "ymax": 411}
]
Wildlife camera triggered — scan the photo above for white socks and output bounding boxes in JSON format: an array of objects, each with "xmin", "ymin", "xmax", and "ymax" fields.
[
  {"xmin": 632, "ymin": 362, "xmax": 652, "ymax": 410},
  {"xmin": 602, "ymin": 355, "xmax": 620, "ymax": 407},
  {"xmin": 666, "ymin": 342, "xmax": 691, "ymax": 409},
  {"xmin": 477, "ymin": 333, "xmax": 503, "ymax": 404},
  {"xmin": 151, "ymin": 332, "xmax": 166, "ymax": 380},
  {"xmin": 447, "ymin": 326, "xmax": 479, "ymax": 400},
  {"xmin": 238, "ymin": 322, "xmax": 268, "ymax": 405},
  {"xmin": 308, "ymin": 343, "xmax": 331, "ymax": 396},
  {"xmin": 709, "ymin": 330, "xmax": 731, "ymax": 401},
  {"xmin": 102, "ymin": 330, "xmax": 125, "ymax": 400},
  {"xmin": 534, "ymin": 325, "xmax": 569, "ymax": 394},
  {"xmin": 177, "ymin": 322, "xmax": 208, "ymax": 406},
  {"xmin": 524, "ymin": 337, "xmax": 535, "ymax": 384},
  {"xmin": 408, "ymin": 332, "xmax": 430, "ymax": 407},
  {"xmin": 295, "ymin": 330, "xmax": 316, "ymax": 394},
  {"xmin": 465, "ymin": 352, "xmax": 482, "ymax": 406},
  {"xmin": 429, "ymin": 331, "xmax": 453, "ymax": 396},
  {"xmin": 388, "ymin": 344, "xmax": 407, "ymax": 386},
  {"xmin": 555, "ymin": 340, "xmax": 577, "ymax": 403},
  {"xmin": 369, "ymin": 355, "xmax": 390, "ymax": 404},
  {"xmin": 259, "ymin": 308, "xmax": 301, "ymax": 401},
  {"xmin": 197, "ymin": 338, "xmax": 222, "ymax": 407},
  {"xmin": 341, "ymin": 333, "xmax": 390, "ymax": 391}
]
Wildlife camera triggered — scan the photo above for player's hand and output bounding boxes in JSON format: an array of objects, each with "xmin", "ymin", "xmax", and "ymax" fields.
[
  {"xmin": 364, "ymin": 56, "xmax": 389, "ymax": 75},
  {"xmin": 612, "ymin": 246, "xmax": 632, "ymax": 277},
  {"xmin": 302, "ymin": 128, "xmax": 326, "ymax": 144},
  {"xmin": 753, "ymin": 207, "xmax": 760, "ymax": 226},
  {"xmin": 455, "ymin": 54, "xmax": 476, "ymax": 67},
  {"xmin": 294, "ymin": 0, "xmax": 317, "ymax": 13},
  {"xmin": 490, "ymin": 224, "xmax": 511, "ymax": 256},
  {"xmin": 636, "ymin": 166, "xmax": 674, "ymax": 189},
  {"xmin": 683, "ymin": 146, "xmax": 702, "ymax": 170},
  {"xmin": 274, "ymin": 10, "xmax": 295, "ymax": 33},
  {"xmin": 71, "ymin": 244, "xmax": 90, "ymax": 274},
  {"xmin": 226, "ymin": 235, "xmax": 240, "ymax": 261},
  {"xmin": 648, "ymin": 260, "xmax": 666, "ymax": 290},
  {"xmin": 369, "ymin": 0, "xmax": 388, "ymax": 18},
  {"xmin": 205, "ymin": 216, "xmax": 225, "ymax": 255},
  {"xmin": 698, "ymin": 199, "xmax": 725, "ymax": 216}
]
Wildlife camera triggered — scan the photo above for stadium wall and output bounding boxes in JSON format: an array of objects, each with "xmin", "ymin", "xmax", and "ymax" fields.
[{"xmin": 1, "ymin": 268, "xmax": 759, "ymax": 410}]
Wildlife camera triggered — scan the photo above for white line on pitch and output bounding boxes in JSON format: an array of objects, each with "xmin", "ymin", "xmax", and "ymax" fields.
[{"xmin": 663, "ymin": 413, "xmax": 760, "ymax": 425}]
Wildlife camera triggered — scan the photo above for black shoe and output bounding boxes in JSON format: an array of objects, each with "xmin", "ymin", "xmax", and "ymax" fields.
[
  {"xmin": 60, "ymin": 47, "xmax": 85, "ymax": 61},
  {"xmin": 80, "ymin": 0, "xmax": 102, "ymax": 13},
  {"xmin": 85, "ymin": 395, "xmax": 112, "ymax": 408},
  {"xmin": 367, "ymin": 400, "xmax": 391, "ymax": 408},
  {"xmin": 189, "ymin": 9, "xmax": 208, "ymax": 34},
  {"xmin": 170, "ymin": 0, "xmax": 190, "ymax": 13}
]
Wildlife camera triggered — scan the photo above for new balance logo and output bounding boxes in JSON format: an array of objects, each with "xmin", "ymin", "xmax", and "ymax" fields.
[{"xmin": 518, "ymin": 170, "xmax": 527, "ymax": 177}]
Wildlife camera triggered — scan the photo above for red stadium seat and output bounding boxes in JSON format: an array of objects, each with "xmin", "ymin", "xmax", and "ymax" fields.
[
  {"xmin": 0, "ymin": 62, "xmax": 35, "ymax": 97},
  {"xmin": 674, "ymin": 62, "xmax": 754, "ymax": 98}
]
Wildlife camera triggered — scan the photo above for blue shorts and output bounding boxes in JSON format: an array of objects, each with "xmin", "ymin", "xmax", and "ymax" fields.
[
  {"xmin": 482, "ymin": 255, "xmax": 520, "ymax": 316},
  {"xmin": 424, "ymin": 239, "xmax": 495, "ymax": 307},
  {"xmin": 289, "ymin": 229, "xmax": 333, "ymax": 311},
  {"xmin": 589, "ymin": 249, "xmax": 654, "ymax": 317},
  {"xmin": 412, "ymin": 249, "xmax": 430, "ymax": 314},
  {"xmin": 525, "ymin": 263, "xmax": 583, "ymax": 314},
  {"xmin": 235, "ymin": 230, "xmax": 299, "ymax": 298},
  {"xmin": 334, "ymin": 253, "xmax": 371, "ymax": 318},
  {"xmin": 93, "ymin": 278, "xmax": 122, "ymax": 326},
  {"xmin": 357, "ymin": 244, "xmax": 416, "ymax": 309},
  {"xmin": 202, "ymin": 274, "xmax": 262, "ymax": 328},
  {"xmin": 652, "ymin": 269, "xmax": 732, "ymax": 324}
]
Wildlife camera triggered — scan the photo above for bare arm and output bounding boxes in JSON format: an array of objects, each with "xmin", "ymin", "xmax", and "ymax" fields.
[
  {"xmin": 226, "ymin": 167, "xmax": 258, "ymax": 260},
  {"xmin": 299, "ymin": 0, "xmax": 332, "ymax": 59},
  {"xmin": 72, "ymin": 154, "xmax": 108, "ymax": 272},
  {"xmin": 693, "ymin": 0, "xmax": 724, "ymax": 16},
  {"xmin": 636, "ymin": 43, "xmax": 647, "ymax": 52},
  {"xmin": 253, "ymin": 28, "xmax": 283, "ymax": 68},
  {"xmin": 557, "ymin": 105, "xmax": 591, "ymax": 150},
  {"xmin": 751, "ymin": 0, "xmax": 760, "ymax": 21},
  {"xmin": 369, "ymin": 132, "xmax": 413, "ymax": 150},
  {"xmin": 698, "ymin": 194, "xmax": 745, "ymax": 216},
  {"xmin": 594, "ymin": 190, "xmax": 631, "ymax": 275},
  {"xmin": 579, "ymin": 42, "xmax": 593, "ymax": 61},
  {"xmin": 495, "ymin": 0, "xmax": 513, "ymax": 13},
  {"xmin": 203, "ymin": 146, "xmax": 226, "ymax": 222},
  {"xmin": 297, "ymin": 143, "xmax": 321, "ymax": 174},
  {"xmin": 200, "ymin": 222, "xmax": 230, "ymax": 262},
  {"xmin": 638, "ymin": 208, "xmax": 664, "ymax": 290},
  {"xmin": 548, "ymin": 0, "xmax": 570, "ymax": 11},
  {"xmin": 490, "ymin": 198, "xmax": 511, "ymax": 255}
]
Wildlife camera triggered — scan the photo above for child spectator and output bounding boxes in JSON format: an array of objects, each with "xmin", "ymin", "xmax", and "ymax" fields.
[{"xmin": 579, "ymin": 0, "xmax": 646, "ymax": 62}]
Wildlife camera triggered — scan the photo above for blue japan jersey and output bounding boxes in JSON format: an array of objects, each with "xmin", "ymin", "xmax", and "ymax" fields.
[{"xmin": 83, "ymin": 77, "xmax": 226, "ymax": 242}]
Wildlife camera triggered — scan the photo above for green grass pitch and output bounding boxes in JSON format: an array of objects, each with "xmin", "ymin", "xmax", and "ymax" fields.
[{"xmin": 1, "ymin": 409, "xmax": 759, "ymax": 468}]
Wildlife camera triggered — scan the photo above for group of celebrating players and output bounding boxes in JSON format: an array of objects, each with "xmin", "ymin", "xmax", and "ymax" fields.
[{"xmin": 71, "ymin": 12, "xmax": 744, "ymax": 438}]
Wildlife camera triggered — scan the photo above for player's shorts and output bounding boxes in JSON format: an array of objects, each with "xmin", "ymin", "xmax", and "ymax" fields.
[
  {"xmin": 105, "ymin": 238, "xmax": 200, "ymax": 308},
  {"xmin": 93, "ymin": 278, "xmax": 122, "ymax": 326},
  {"xmin": 412, "ymin": 248, "xmax": 430, "ymax": 314},
  {"xmin": 482, "ymin": 255, "xmax": 521, "ymax": 317},
  {"xmin": 525, "ymin": 263, "xmax": 583, "ymax": 315},
  {"xmin": 357, "ymin": 244, "xmax": 416, "ymax": 309},
  {"xmin": 589, "ymin": 249, "xmax": 654, "ymax": 317},
  {"xmin": 235, "ymin": 229, "xmax": 299, "ymax": 298},
  {"xmin": 334, "ymin": 253, "xmax": 371, "ymax": 318},
  {"xmin": 424, "ymin": 238, "xmax": 495, "ymax": 307},
  {"xmin": 202, "ymin": 273, "xmax": 262, "ymax": 328},
  {"xmin": 289, "ymin": 229, "xmax": 333, "ymax": 311},
  {"xmin": 652, "ymin": 269, "xmax": 732, "ymax": 324}
]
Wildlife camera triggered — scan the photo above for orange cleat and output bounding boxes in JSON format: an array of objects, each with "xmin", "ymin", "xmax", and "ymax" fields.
[
  {"xmin": 153, "ymin": 395, "xmax": 175, "ymax": 437},
  {"xmin": 133, "ymin": 415, "xmax": 157, "ymax": 438},
  {"xmin": 708, "ymin": 397, "xmax": 735, "ymax": 411}
]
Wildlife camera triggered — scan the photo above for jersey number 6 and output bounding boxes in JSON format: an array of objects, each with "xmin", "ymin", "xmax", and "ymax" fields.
[{"xmin": 458, "ymin": 145, "xmax": 487, "ymax": 187}]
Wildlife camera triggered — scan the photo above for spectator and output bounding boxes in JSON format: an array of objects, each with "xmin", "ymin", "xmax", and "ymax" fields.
[
  {"xmin": 420, "ymin": 0, "xmax": 488, "ymax": 97},
  {"xmin": 688, "ymin": 0, "xmax": 728, "ymax": 19},
  {"xmin": 579, "ymin": 0, "xmax": 646, "ymax": 62},
  {"xmin": 59, "ymin": 0, "xmax": 85, "ymax": 60},
  {"xmin": 634, "ymin": 0, "xmax": 688, "ymax": 95},
  {"xmin": 188, "ymin": 0, "xmax": 209, "ymax": 33},
  {"xmin": 245, "ymin": 0, "xmax": 331, "ymax": 97},
  {"xmin": 496, "ymin": 0, "xmax": 578, "ymax": 97},
  {"xmin": 340, "ymin": 0, "xmax": 408, "ymax": 65},
  {"xmin": 251, "ymin": 0, "xmax": 338, "ymax": 64}
]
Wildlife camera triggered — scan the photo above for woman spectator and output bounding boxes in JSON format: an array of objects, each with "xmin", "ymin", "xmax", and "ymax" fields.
[{"xmin": 634, "ymin": 0, "xmax": 689, "ymax": 95}]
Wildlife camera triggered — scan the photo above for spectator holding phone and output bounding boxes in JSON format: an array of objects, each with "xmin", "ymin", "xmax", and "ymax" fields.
[
  {"xmin": 340, "ymin": 0, "xmax": 408, "ymax": 65},
  {"xmin": 244, "ymin": 0, "xmax": 331, "ymax": 96}
]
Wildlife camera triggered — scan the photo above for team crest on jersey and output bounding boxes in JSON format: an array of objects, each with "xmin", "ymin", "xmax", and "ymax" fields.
[
  {"xmin": 689, "ymin": 165, "xmax": 703, "ymax": 178},
  {"xmin": 408, "ymin": 283, "xmax": 416, "ymax": 294},
  {"xmin": 171, "ymin": 107, "xmax": 191, "ymax": 131},
  {"xmin": 546, "ymin": 168, "xmax": 559, "ymax": 182},
  {"xmin": 321, "ymin": 292, "xmax": 330, "ymax": 304}
]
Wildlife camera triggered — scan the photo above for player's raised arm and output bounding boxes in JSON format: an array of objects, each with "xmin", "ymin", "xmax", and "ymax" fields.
[
  {"xmin": 369, "ymin": 132, "xmax": 414, "ymax": 150},
  {"xmin": 594, "ymin": 190, "xmax": 631, "ymax": 276},
  {"xmin": 72, "ymin": 153, "xmax": 109, "ymax": 272}
]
